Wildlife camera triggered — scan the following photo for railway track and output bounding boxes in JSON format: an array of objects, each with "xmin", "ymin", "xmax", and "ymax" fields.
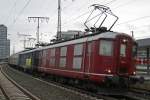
[
  {"xmin": 0, "ymin": 65, "xmax": 40, "ymax": 100},
  {"xmin": 2, "ymin": 64, "xmax": 103, "ymax": 100},
  {"xmin": 32, "ymin": 72, "xmax": 150, "ymax": 100},
  {"xmin": 27, "ymin": 75, "xmax": 150, "ymax": 100},
  {"xmin": 3, "ymin": 64, "xmax": 150, "ymax": 100},
  {"xmin": 0, "ymin": 88, "xmax": 7, "ymax": 100},
  {"xmin": 127, "ymin": 88, "xmax": 150, "ymax": 100}
]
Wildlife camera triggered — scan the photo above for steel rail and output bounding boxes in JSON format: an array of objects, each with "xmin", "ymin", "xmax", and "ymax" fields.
[
  {"xmin": 0, "ymin": 65, "xmax": 40, "ymax": 100},
  {"xmin": 6, "ymin": 65, "xmax": 119, "ymax": 100},
  {"xmin": 5, "ymin": 64, "xmax": 150, "ymax": 100}
]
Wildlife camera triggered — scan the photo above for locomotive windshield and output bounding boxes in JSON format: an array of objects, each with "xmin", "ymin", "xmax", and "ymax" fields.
[
  {"xmin": 99, "ymin": 40, "xmax": 113, "ymax": 56},
  {"xmin": 120, "ymin": 44, "xmax": 126, "ymax": 57}
]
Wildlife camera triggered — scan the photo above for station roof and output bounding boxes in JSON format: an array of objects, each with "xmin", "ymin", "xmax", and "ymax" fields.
[{"xmin": 136, "ymin": 38, "xmax": 150, "ymax": 47}]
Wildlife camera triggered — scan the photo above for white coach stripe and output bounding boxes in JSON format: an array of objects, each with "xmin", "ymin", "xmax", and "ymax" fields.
[{"xmin": 39, "ymin": 67, "xmax": 113, "ymax": 77}]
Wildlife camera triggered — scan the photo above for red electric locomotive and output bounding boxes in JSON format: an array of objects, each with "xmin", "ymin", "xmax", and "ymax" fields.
[
  {"xmin": 37, "ymin": 5, "xmax": 137, "ymax": 86},
  {"xmin": 9, "ymin": 5, "xmax": 138, "ymax": 87},
  {"xmin": 37, "ymin": 31, "xmax": 137, "ymax": 86}
]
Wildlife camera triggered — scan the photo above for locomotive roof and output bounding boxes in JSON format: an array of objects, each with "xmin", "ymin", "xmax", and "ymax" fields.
[{"xmin": 19, "ymin": 31, "xmax": 131, "ymax": 54}]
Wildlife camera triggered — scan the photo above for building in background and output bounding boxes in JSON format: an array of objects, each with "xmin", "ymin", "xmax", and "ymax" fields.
[
  {"xmin": 0, "ymin": 24, "xmax": 10, "ymax": 60},
  {"xmin": 136, "ymin": 38, "xmax": 150, "ymax": 76}
]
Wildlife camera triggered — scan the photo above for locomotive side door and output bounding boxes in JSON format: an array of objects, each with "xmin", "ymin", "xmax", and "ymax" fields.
[
  {"xmin": 84, "ymin": 42, "xmax": 92, "ymax": 73},
  {"xmin": 117, "ymin": 37, "xmax": 131, "ymax": 75}
]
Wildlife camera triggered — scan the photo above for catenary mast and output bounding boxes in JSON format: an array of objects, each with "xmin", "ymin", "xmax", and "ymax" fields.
[{"xmin": 57, "ymin": 0, "xmax": 61, "ymax": 40}]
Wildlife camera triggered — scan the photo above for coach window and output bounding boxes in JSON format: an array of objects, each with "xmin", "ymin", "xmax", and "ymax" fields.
[
  {"xmin": 50, "ymin": 48, "xmax": 55, "ymax": 66},
  {"xmin": 43, "ymin": 50, "xmax": 47, "ymax": 65},
  {"xmin": 74, "ymin": 43, "xmax": 83, "ymax": 55},
  {"xmin": 73, "ymin": 43, "xmax": 83, "ymax": 69},
  {"xmin": 59, "ymin": 46, "xmax": 67, "ymax": 67},
  {"xmin": 88, "ymin": 42, "xmax": 92, "ymax": 54},
  {"xmin": 51, "ymin": 48, "xmax": 55, "ymax": 57},
  {"xmin": 43, "ymin": 50, "xmax": 46, "ymax": 57},
  {"xmin": 120, "ymin": 44, "xmax": 126, "ymax": 57},
  {"xmin": 60, "ymin": 46, "xmax": 67, "ymax": 56},
  {"xmin": 39, "ymin": 51, "xmax": 43, "ymax": 65},
  {"xmin": 99, "ymin": 40, "xmax": 113, "ymax": 56}
]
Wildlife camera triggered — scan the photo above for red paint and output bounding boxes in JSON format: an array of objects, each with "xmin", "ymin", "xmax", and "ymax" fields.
[{"xmin": 37, "ymin": 33, "xmax": 136, "ymax": 83}]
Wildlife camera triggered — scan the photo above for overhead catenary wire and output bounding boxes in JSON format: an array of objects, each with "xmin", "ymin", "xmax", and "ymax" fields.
[
  {"xmin": 3, "ymin": 0, "xmax": 18, "ymax": 24},
  {"xmin": 59, "ymin": 0, "xmax": 132, "ymax": 28},
  {"xmin": 110, "ymin": 0, "xmax": 148, "ymax": 26},
  {"xmin": 133, "ymin": 24, "xmax": 150, "ymax": 30},
  {"xmin": 113, "ymin": 0, "xmax": 137, "ymax": 9},
  {"xmin": 62, "ymin": 0, "xmax": 76, "ymax": 10},
  {"xmin": 104, "ymin": 0, "xmax": 117, "ymax": 5},
  {"xmin": 8, "ymin": 0, "xmax": 149, "ymax": 36},
  {"xmin": 62, "ymin": 0, "xmax": 150, "ymax": 30},
  {"xmin": 8, "ymin": 0, "xmax": 32, "ymax": 28},
  {"xmin": 61, "ymin": 0, "xmax": 118, "ymax": 28},
  {"xmin": 116, "ymin": 16, "xmax": 150, "ymax": 26}
]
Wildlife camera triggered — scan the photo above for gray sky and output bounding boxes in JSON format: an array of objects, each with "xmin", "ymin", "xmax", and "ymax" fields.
[{"xmin": 0, "ymin": 0, "xmax": 150, "ymax": 54}]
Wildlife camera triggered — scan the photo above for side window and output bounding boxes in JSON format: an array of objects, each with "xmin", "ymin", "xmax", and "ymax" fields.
[
  {"xmin": 88, "ymin": 42, "xmax": 92, "ymax": 54},
  {"xmin": 59, "ymin": 46, "xmax": 67, "ymax": 67},
  {"xmin": 74, "ymin": 43, "xmax": 83, "ymax": 55},
  {"xmin": 120, "ymin": 44, "xmax": 126, "ymax": 57},
  {"xmin": 73, "ymin": 43, "xmax": 83, "ymax": 69},
  {"xmin": 73, "ymin": 57, "xmax": 82, "ymax": 69},
  {"xmin": 99, "ymin": 40, "xmax": 113, "ymax": 56},
  {"xmin": 46, "ymin": 49, "xmax": 49, "ymax": 61},
  {"xmin": 51, "ymin": 48, "xmax": 55, "ymax": 57},
  {"xmin": 43, "ymin": 50, "xmax": 47, "ymax": 65},
  {"xmin": 39, "ymin": 51, "xmax": 43, "ymax": 65},
  {"xmin": 50, "ymin": 48, "xmax": 55, "ymax": 66},
  {"xmin": 60, "ymin": 58, "xmax": 66, "ymax": 67},
  {"xmin": 50, "ymin": 58, "xmax": 55, "ymax": 66},
  {"xmin": 43, "ymin": 50, "xmax": 46, "ymax": 57},
  {"xmin": 60, "ymin": 46, "xmax": 67, "ymax": 56}
]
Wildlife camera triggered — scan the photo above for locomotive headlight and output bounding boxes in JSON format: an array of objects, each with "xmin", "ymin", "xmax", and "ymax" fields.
[
  {"xmin": 133, "ymin": 71, "xmax": 136, "ymax": 75},
  {"xmin": 108, "ymin": 69, "xmax": 111, "ymax": 73},
  {"xmin": 123, "ymin": 39, "xmax": 127, "ymax": 43}
]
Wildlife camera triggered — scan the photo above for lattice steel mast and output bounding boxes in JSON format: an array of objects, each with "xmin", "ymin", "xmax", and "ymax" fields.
[{"xmin": 28, "ymin": 17, "xmax": 49, "ymax": 45}]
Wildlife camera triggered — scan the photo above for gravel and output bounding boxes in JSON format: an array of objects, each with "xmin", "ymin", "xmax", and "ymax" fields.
[
  {"xmin": 130, "ymin": 80, "xmax": 150, "ymax": 91},
  {"xmin": 3, "ymin": 65, "xmax": 99, "ymax": 100}
]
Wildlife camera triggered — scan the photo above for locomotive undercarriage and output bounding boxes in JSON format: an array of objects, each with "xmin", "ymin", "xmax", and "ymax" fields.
[
  {"xmin": 10, "ymin": 64, "xmax": 140, "ymax": 96},
  {"xmin": 105, "ymin": 76, "xmax": 130, "ymax": 88},
  {"xmin": 33, "ymin": 71, "xmax": 134, "ymax": 95},
  {"xmin": 105, "ymin": 75, "xmax": 145, "ymax": 88}
]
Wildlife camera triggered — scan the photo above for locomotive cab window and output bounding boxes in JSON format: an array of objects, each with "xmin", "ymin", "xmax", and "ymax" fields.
[
  {"xmin": 99, "ymin": 40, "xmax": 113, "ymax": 56},
  {"xmin": 120, "ymin": 44, "xmax": 126, "ymax": 57}
]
